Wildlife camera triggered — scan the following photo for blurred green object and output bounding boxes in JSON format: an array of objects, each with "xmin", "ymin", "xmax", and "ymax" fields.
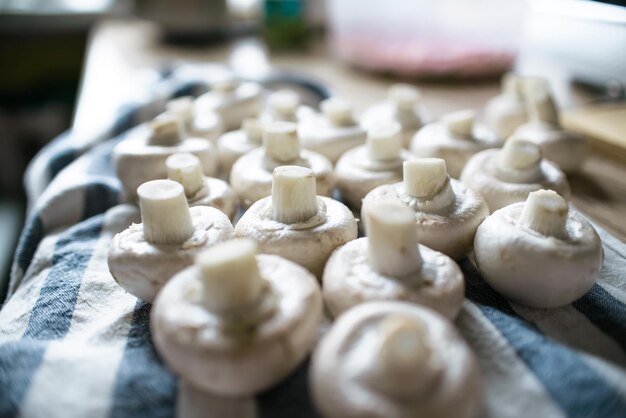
[{"xmin": 262, "ymin": 0, "xmax": 311, "ymax": 50}]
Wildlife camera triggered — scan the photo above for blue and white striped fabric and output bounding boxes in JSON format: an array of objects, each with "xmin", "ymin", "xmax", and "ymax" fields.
[{"xmin": 1, "ymin": 66, "xmax": 626, "ymax": 418}]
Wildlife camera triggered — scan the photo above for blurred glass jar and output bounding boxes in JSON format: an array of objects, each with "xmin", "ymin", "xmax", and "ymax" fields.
[{"xmin": 325, "ymin": 0, "xmax": 527, "ymax": 78}]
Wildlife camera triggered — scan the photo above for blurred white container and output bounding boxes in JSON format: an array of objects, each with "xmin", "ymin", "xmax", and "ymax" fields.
[{"xmin": 325, "ymin": 0, "xmax": 527, "ymax": 78}]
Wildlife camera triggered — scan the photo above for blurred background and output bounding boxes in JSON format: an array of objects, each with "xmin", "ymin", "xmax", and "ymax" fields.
[{"xmin": 0, "ymin": 0, "xmax": 625, "ymax": 298}]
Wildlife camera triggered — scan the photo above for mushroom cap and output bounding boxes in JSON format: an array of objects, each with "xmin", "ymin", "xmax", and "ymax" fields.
[
  {"xmin": 108, "ymin": 206, "xmax": 234, "ymax": 302},
  {"xmin": 410, "ymin": 121, "xmax": 501, "ymax": 178},
  {"xmin": 363, "ymin": 179, "xmax": 489, "ymax": 260},
  {"xmin": 484, "ymin": 94, "xmax": 528, "ymax": 140},
  {"xmin": 151, "ymin": 253, "xmax": 322, "ymax": 396},
  {"xmin": 195, "ymin": 81, "xmax": 264, "ymax": 130},
  {"xmin": 459, "ymin": 148, "xmax": 570, "ymax": 212},
  {"xmin": 334, "ymin": 145, "xmax": 412, "ymax": 210},
  {"xmin": 311, "ymin": 301, "xmax": 483, "ymax": 418},
  {"xmin": 187, "ymin": 176, "xmax": 238, "ymax": 220},
  {"xmin": 362, "ymin": 101, "xmax": 427, "ymax": 147},
  {"xmin": 190, "ymin": 110, "xmax": 224, "ymax": 144},
  {"xmin": 474, "ymin": 202, "xmax": 603, "ymax": 308},
  {"xmin": 235, "ymin": 196, "xmax": 358, "ymax": 277},
  {"xmin": 323, "ymin": 238, "xmax": 465, "ymax": 319},
  {"xmin": 113, "ymin": 127, "xmax": 218, "ymax": 201},
  {"xmin": 298, "ymin": 114, "xmax": 367, "ymax": 163},
  {"xmin": 229, "ymin": 147, "xmax": 334, "ymax": 208},
  {"xmin": 216, "ymin": 128, "xmax": 262, "ymax": 177},
  {"xmin": 514, "ymin": 121, "xmax": 587, "ymax": 173}
]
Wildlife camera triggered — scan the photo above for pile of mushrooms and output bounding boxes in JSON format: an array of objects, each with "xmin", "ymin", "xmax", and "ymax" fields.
[
  {"xmin": 323, "ymin": 199, "xmax": 465, "ymax": 319},
  {"xmin": 166, "ymin": 96, "xmax": 223, "ymax": 143},
  {"xmin": 311, "ymin": 301, "xmax": 483, "ymax": 418},
  {"xmin": 474, "ymin": 189, "xmax": 603, "ymax": 308},
  {"xmin": 216, "ymin": 117, "xmax": 264, "ymax": 177},
  {"xmin": 166, "ymin": 152, "xmax": 237, "ymax": 220},
  {"xmin": 363, "ymin": 83, "xmax": 428, "ymax": 147},
  {"xmin": 230, "ymin": 121, "xmax": 334, "ymax": 208},
  {"xmin": 364, "ymin": 158, "xmax": 489, "ymax": 260},
  {"xmin": 195, "ymin": 75, "xmax": 264, "ymax": 130},
  {"xmin": 410, "ymin": 109, "xmax": 501, "ymax": 178},
  {"xmin": 236, "ymin": 165, "xmax": 357, "ymax": 277},
  {"xmin": 460, "ymin": 136, "xmax": 570, "ymax": 212},
  {"xmin": 514, "ymin": 78, "xmax": 587, "ymax": 173},
  {"xmin": 298, "ymin": 97, "xmax": 367, "ymax": 163},
  {"xmin": 107, "ymin": 179, "xmax": 233, "ymax": 302},
  {"xmin": 152, "ymin": 238, "xmax": 322, "ymax": 396},
  {"xmin": 334, "ymin": 121, "xmax": 411, "ymax": 210},
  {"xmin": 483, "ymin": 73, "xmax": 528, "ymax": 139}
]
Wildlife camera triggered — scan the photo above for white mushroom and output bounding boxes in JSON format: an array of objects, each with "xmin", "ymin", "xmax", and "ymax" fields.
[
  {"xmin": 483, "ymin": 73, "xmax": 528, "ymax": 139},
  {"xmin": 216, "ymin": 117, "xmax": 264, "ymax": 177},
  {"xmin": 460, "ymin": 136, "xmax": 570, "ymax": 212},
  {"xmin": 514, "ymin": 78, "xmax": 587, "ymax": 173},
  {"xmin": 298, "ymin": 97, "xmax": 367, "ymax": 163},
  {"xmin": 166, "ymin": 96, "xmax": 224, "ymax": 143},
  {"xmin": 335, "ymin": 121, "xmax": 411, "ymax": 210},
  {"xmin": 195, "ymin": 75, "xmax": 264, "ymax": 130},
  {"xmin": 259, "ymin": 89, "xmax": 315, "ymax": 123},
  {"xmin": 151, "ymin": 238, "xmax": 322, "ymax": 396},
  {"xmin": 235, "ymin": 166, "xmax": 358, "ymax": 277},
  {"xmin": 323, "ymin": 199, "xmax": 465, "ymax": 319},
  {"xmin": 166, "ymin": 152, "xmax": 238, "ymax": 220},
  {"xmin": 474, "ymin": 190, "xmax": 603, "ymax": 308},
  {"xmin": 230, "ymin": 121, "xmax": 334, "ymax": 208},
  {"xmin": 311, "ymin": 301, "xmax": 483, "ymax": 418},
  {"xmin": 363, "ymin": 158, "xmax": 489, "ymax": 260},
  {"xmin": 362, "ymin": 83, "xmax": 428, "ymax": 147},
  {"xmin": 113, "ymin": 115, "xmax": 218, "ymax": 201},
  {"xmin": 107, "ymin": 179, "xmax": 233, "ymax": 302},
  {"xmin": 410, "ymin": 109, "xmax": 501, "ymax": 178}
]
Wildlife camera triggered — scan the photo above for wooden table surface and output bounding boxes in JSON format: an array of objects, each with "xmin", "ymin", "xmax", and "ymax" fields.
[{"xmin": 74, "ymin": 19, "xmax": 626, "ymax": 242}]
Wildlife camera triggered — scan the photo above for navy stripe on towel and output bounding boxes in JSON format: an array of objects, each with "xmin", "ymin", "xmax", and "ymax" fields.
[
  {"xmin": 573, "ymin": 284, "xmax": 626, "ymax": 352},
  {"xmin": 110, "ymin": 300, "xmax": 177, "ymax": 418},
  {"xmin": 461, "ymin": 259, "xmax": 626, "ymax": 418},
  {"xmin": 0, "ymin": 215, "xmax": 103, "ymax": 417}
]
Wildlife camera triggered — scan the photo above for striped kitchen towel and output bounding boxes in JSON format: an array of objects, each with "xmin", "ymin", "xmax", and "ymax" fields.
[{"xmin": 1, "ymin": 66, "xmax": 625, "ymax": 418}]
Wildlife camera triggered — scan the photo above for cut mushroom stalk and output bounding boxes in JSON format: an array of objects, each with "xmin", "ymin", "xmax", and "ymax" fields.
[
  {"xmin": 198, "ymin": 239, "xmax": 264, "ymax": 313},
  {"xmin": 519, "ymin": 190, "xmax": 568, "ymax": 239},
  {"xmin": 389, "ymin": 84, "xmax": 421, "ymax": 113},
  {"xmin": 366, "ymin": 123, "xmax": 403, "ymax": 161},
  {"xmin": 166, "ymin": 97, "xmax": 195, "ymax": 129},
  {"xmin": 524, "ymin": 79, "xmax": 559, "ymax": 125},
  {"xmin": 443, "ymin": 110, "xmax": 475, "ymax": 138},
  {"xmin": 243, "ymin": 118, "xmax": 264, "ymax": 144},
  {"xmin": 148, "ymin": 116, "xmax": 184, "ymax": 147},
  {"xmin": 321, "ymin": 98, "xmax": 355, "ymax": 127},
  {"xmin": 366, "ymin": 200, "xmax": 422, "ymax": 277},
  {"xmin": 268, "ymin": 90, "xmax": 300, "ymax": 120},
  {"xmin": 496, "ymin": 137, "xmax": 543, "ymax": 183},
  {"xmin": 138, "ymin": 180, "xmax": 194, "ymax": 245},
  {"xmin": 166, "ymin": 153, "xmax": 205, "ymax": 197},
  {"xmin": 403, "ymin": 158, "xmax": 449, "ymax": 198},
  {"xmin": 264, "ymin": 121, "xmax": 301, "ymax": 164},
  {"xmin": 272, "ymin": 166, "xmax": 318, "ymax": 224}
]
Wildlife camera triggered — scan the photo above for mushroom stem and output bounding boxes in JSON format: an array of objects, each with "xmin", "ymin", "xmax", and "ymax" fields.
[
  {"xmin": 404, "ymin": 158, "xmax": 448, "ymax": 198},
  {"xmin": 443, "ymin": 110, "xmax": 475, "ymax": 138},
  {"xmin": 524, "ymin": 79, "xmax": 559, "ymax": 125},
  {"xmin": 389, "ymin": 83, "xmax": 421, "ymax": 112},
  {"xmin": 242, "ymin": 118, "xmax": 264, "ymax": 144},
  {"xmin": 166, "ymin": 153, "xmax": 205, "ymax": 198},
  {"xmin": 365, "ymin": 200, "xmax": 422, "ymax": 277},
  {"xmin": 519, "ymin": 190, "xmax": 569, "ymax": 239},
  {"xmin": 502, "ymin": 73, "xmax": 523, "ymax": 99},
  {"xmin": 496, "ymin": 137, "xmax": 543, "ymax": 183},
  {"xmin": 268, "ymin": 90, "xmax": 300, "ymax": 120},
  {"xmin": 197, "ymin": 239, "xmax": 264, "ymax": 313},
  {"xmin": 166, "ymin": 97, "xmax": 195, "ymax": 128},
  {"xmin": 148, "ymin": 116, "xmax": 183, "ymax": 147},
  {"xmin": 212, "ymin": 76, "xmax": 239, "ymax": 94},
  {"xmin": 138, "ymin": 180, "xmax": 194, "ymax": 245},
  {"xmin": 321, "ymin": 98, "xmax": 355, "ymax": 127},
  {"xmin": 366, "ymin": 123, "xmax": 402, "ymax": 161},
  {"xmin": 263, "ymin": 121, "xmax": 301, "ymax": 163},
  {"xmin": 271, "ymin": 166, "xmax": 318, "ymax": 224}
]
